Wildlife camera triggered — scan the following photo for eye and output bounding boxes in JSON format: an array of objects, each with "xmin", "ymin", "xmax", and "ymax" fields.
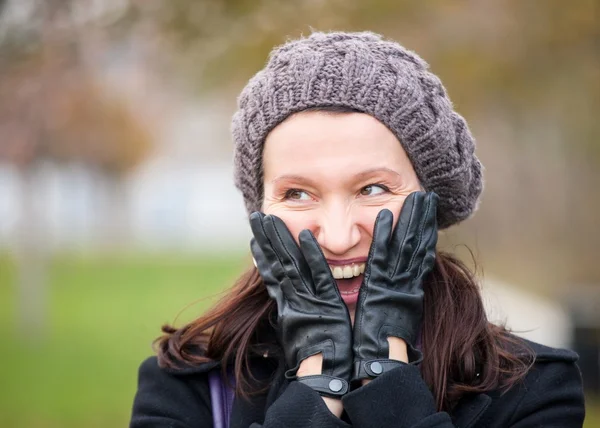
[
  {"xmin": 284, "ymin": 189, "xmax": 311, "ymax": 201},
  {"xmin": 360, "ymin": 184, "xmax": 389, "ymax": 196}
]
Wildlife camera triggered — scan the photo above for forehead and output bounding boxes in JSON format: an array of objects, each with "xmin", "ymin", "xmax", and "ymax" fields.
[{"xmin": 263, "ymin": 111, "xmax": 410, "ymax": 178}]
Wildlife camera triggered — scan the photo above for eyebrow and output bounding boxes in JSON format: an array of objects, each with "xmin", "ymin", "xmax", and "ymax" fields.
[
  {"xmin": 270, "ymin": 167, "xmax": 403, "ymax": 185},
  {"xmin": 353, "ymin": 167, "xmax": 403, "ymax": 182}
]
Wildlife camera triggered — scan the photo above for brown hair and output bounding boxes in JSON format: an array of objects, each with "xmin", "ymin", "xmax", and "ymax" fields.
[{"xmin": 155, "ymin": 251, "xmax": 533, "ymax": 412}]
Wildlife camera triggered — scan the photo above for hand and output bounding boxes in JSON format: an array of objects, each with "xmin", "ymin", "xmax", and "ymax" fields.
[
  {"xmin": 297, "ymin": 354, "xmax": 344, "ymax": 417},
  {"xmin": 250, "ymin": 212, "xmax": 353, "ymax": 398},
  {"xmin": 352, "ymin": 191, "xmax": 438, "ymax": 381}
]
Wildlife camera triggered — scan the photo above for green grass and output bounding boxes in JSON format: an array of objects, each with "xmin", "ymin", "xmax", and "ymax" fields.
[
  {"xmin": 0, "ymin": 252, "xmax": 598, "ymax": 427},
  {"xmin": 587, "ymin": 395, "xmax": 600, "ymax": 427},
  {"xmin": 0, "ymin": 251, "xmax": 248, "ymax": 428}
]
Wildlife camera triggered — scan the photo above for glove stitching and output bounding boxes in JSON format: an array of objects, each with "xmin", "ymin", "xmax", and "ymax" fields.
[
  {"xmin": 306, "ymin": 231, "xmax": 345, "ymax": 301},
  {"xmin": 356, "ymin": 210, "xmax": 385, "ymax": 359},
  {"xmin": 270, "ymin": 218, "xmax": 313, "ymax": 296},
  {"xmin": 260, "ymin": 220, "xmax": 308, "ymax": 320},
  {"xmin": 413, "ymin": 194, "xmax": 433, "ymax": 282},
  {"xmin": 260, "ymin": 218, "xmax": 292, "ymax": 285},
  {"xmin": 392, "ymin": 195, "xmax": 418, "ymax": 279}
]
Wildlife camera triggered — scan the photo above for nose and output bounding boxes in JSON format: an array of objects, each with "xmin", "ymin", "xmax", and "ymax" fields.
[{"xmin": 313, "ymin": 205, "xmax": 361, "ymax": 256}]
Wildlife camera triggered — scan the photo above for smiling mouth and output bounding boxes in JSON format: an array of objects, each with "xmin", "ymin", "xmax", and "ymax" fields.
[
  {"xmin": 334, "ymin": 274, "xmax": 364, "ymax": 300},
  {"xmin": 329, "ymin": 263, "xmax": 365, "ymax": 279}
]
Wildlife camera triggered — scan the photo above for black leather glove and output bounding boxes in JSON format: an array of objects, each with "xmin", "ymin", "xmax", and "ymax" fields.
[
  {"xmin": 352, "ymin": 191, "xmax": 439, "ymax": 381},
  {"xmin": 249, "ymin": 212, "xmax": 353, "ymax": 397}
]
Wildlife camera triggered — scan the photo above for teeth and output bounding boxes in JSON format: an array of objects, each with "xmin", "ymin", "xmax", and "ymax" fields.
[
  {"xmin": 332, "ymin": 266, "xmax": 344, "ymax": 279},
  {"xmin": 343, "ymin": 266, "xmax": 353, "ymax": 278},
  {"xmin": 330, "ymin": 263, "xmax": 365, "ymax": 279}
]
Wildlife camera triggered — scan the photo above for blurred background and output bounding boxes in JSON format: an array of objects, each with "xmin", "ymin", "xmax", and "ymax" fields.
[{"xmin": 0, "ymin": 0, "xmax": 598, "ymax": 426}]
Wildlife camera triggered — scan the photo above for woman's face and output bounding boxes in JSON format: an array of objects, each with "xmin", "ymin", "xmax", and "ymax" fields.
[{"xmin": 262, "ymin": 111, "xmax": 422, "ymax": 320}]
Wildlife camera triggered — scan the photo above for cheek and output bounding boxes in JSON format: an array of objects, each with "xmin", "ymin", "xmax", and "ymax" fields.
[
  {"xmin": 262, "ymin": 208, "xmax": 318, "ymax": 243},
  {"xmin": 385, "ymin": 197, "xmax": 407, "ymax": 229},
  {"xmin": 354, "ymin": 206, "xmax": 382, "ymax": 235},
  {"xmin": 354, "ymin": 197, "xmax": 408, "ymax": 233}
]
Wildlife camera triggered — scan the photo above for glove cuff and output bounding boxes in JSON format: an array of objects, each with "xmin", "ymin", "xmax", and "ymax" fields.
[
  {"xmin": 297, "ymin": 374, "xmax": 349, "ymax": 398},
  {"xmin": 352, "ymin": 359, "xmax": 407, "ymax": 381}
]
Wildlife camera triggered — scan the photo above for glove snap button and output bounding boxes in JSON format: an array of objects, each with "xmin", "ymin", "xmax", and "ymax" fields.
[
  {"xmin": 370, "ymin": 361, "xmax": 383, "ymax": 375},
  {"xmin": 328, "ymin": 379, "xmax": 343, "ymax": 392}
]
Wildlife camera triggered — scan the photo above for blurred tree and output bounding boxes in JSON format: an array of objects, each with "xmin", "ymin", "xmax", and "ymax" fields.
[
  {"xmin": 122, "ymin": 0, "xmax": 599, "ymax": 154},
  {"xmin": 0, "ymin": 0, "xmax": 151, "ymax": 341},
  {"xmin": 1, "ymin": 0, "xmax": 596, "ymax": 325},
  {"xmin": 120, "ymin": 0, "xmax": 355, "ymax": 92},
  {"xmin": 125, "ymin": 0, "xmax": 599, "ymax": 288}
]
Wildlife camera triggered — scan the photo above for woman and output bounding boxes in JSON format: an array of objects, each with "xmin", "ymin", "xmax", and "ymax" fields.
[{"xmin": 130, "ymin": 32, "xmax": 585, "ymax": 427}]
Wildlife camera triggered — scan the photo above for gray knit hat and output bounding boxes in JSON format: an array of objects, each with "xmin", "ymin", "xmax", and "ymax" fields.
[{"xmin": 232, "ymin": 31, "xmax": 483, "ymax": 228}]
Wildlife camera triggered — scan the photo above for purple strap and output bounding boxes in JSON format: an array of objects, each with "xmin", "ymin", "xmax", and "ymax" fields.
[{"xmin": 208, "ymin": 369, "xmax": 235, "ymax": 428}]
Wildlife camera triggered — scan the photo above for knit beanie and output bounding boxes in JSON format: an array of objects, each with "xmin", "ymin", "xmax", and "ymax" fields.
[{"xmin": 232, "ymin": 31, "xmax": 483, "ymax": 229}]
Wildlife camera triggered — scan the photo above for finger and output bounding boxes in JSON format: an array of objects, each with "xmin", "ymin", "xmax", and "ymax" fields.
[
  {"xmin": 364, "ymin": 209, "xmax": 394, "ymax": 282},
  {"xmin": 250, "ymin": 212, "xmax": 281, "ymax": 268},
  {"xmin": 250, "ymin": 238, "xmax": 274, "ymax": 290},
  {"xmin": 262, "ymin": 214, "xmax": 314, "ymax": 295},
  {"xmin": 412, "ymin": 192, "xmax": 439, "ymax": 282},
  {"xmin": 250, "ymin": 215, "xmax": 296, "ymax": 298},
  {"xmin": 249, "ymin": 212, "xmax": 269, "ymax": 249},
  {"xmin": 298, "ymin": 229, "xmax": 341, "ymax": 302},
  {"xmin": 251, "ymin": 237, "xmax": 295, "ymax": 307},
  {"xmin": 249, "ymin": 237, "xmax": 261, "ymax": 264},
  {"xmin": 390, "ymin": 191, "xmax": 427, "ymax": 277},
  {"xmin": 250, "ymin": 237, "xmax": 276, "ymax": 276}
]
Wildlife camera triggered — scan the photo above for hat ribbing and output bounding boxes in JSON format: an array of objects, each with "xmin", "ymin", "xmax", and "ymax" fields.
[{"xmin": 232, "ymin": 31, "xmax": 483, "ymax": 228}]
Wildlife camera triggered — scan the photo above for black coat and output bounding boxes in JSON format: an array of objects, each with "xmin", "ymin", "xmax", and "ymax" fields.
[{"xmin": 130, "ymin": 339, "xmax": 585, "ymax": 427}]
